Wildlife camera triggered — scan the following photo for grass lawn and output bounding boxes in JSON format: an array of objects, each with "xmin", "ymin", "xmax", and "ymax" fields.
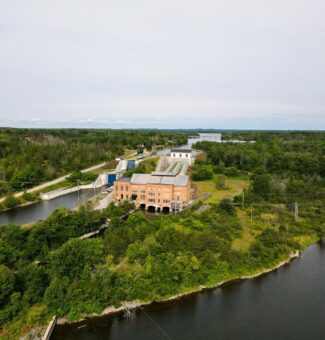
[
  {"xmin": 124, "ymin": 149, "xmax": 137, "ymax": 157},
  {"xmin": 232, "ymin": 209, "xmax": 260, "ymax": 252},
  {"xmin": 141, "ymin": 157, "xmax": 159, "ymax": 173},
  {"xmin": 192, "ymin": 175, "xmax": 249, "ymax": 204}
]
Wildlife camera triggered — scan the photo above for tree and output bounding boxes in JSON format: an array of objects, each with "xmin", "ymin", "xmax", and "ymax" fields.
[
  {"xmin": 224, "ymin": 167, "xmax": 239, "ymax": 177},
  {"xmin": 191, "ymin": 166, "xmax": 213, "ymax": 181},
  {"xmin": 49, "ymin": 238, "xmax": 104, "ymax": 280},
  {"xmin": 251, "ymin": 174, "xmax": 272, "ymax": 198},
  {"xmin": 3, "ymin": 194, "xmax": 19, "ymax": 209},
  {"xmin": 0, "ymin": 265, "xmax": 15, "ymax": 307},
  {"xmin": 219, "ymin": 199, "xmax": 235, "ymax": 215},
  {"xmin": 216, "ymin": 175, "xmax": 227, "ymax": 189}
]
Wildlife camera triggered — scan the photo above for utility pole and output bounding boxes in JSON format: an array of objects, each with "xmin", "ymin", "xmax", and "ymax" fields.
[
  {"xmin": 77, "ymin": 179, "xmax": 80, "ymax": 208},
  {"xmin": 294, "ymin": 202, "xmax": 299, "ymax": 222},
  {"xmin": 242, "ymin": 191, "xmax": 245, "ymax": 207}
]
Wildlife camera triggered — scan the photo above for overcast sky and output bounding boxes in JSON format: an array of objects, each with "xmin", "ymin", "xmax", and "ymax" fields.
[{"xmin": 0, "ymin": 1, "xmax": 324, "ymax": 129}]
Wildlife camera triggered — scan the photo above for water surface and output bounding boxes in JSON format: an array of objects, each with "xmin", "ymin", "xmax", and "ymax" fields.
[{"xmin": 0, "ymin": 189, "xmax": 100, "ymax": 225}]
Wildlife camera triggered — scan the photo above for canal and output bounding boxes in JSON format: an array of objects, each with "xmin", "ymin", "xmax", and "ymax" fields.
[
  {"xmin": 52, "ymin": 242, "xmax": 325, "ymax": 340},
  {"xmin": 0, "ymin": 189, "xmax": 99, "ymax": 225}
]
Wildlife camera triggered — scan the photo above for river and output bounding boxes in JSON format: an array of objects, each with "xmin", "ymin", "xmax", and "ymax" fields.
[
  {"xmin": 52, "ymin": 242, "xmax": 325, "ymax": 340},
  {"xmin": 0, "ymin": 189, "xmax": 100, "ymax": 225}
]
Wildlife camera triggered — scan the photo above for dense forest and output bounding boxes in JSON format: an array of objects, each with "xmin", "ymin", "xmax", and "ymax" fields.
[
  {"xmin": 0, "ymin": 131, "xmax": 324, "ymax": 338},
  {"xmin": 0, "ymin": 128, "xmax": 188, "ymax": 196}
]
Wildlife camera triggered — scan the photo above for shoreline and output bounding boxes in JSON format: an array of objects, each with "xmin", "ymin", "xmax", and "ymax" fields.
[
  {"xmin": 0, "ymin": 199, "xmax": 40, "ymax": 213},
  {"xmin": 57, "ymin": 249, "xmax": 300, "ymax": 326}
]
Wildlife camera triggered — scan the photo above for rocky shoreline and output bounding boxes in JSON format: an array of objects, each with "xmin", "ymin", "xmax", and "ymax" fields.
[{"xmin": 57, "ymin": 250, "xmax": 300, "ymax": 326}]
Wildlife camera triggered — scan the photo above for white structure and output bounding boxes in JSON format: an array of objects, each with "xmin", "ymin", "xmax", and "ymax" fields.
[{"xmin": 170, "ymin": 148, "xmax": 193, "ymax": 165}]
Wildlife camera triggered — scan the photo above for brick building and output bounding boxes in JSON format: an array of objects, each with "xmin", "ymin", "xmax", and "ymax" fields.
[{"xmin": 113, "ymin": 173, "xmax": 191, "ymax": 212}]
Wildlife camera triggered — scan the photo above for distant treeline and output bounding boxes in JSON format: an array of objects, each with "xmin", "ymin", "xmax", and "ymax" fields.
[{"xmin": 0, "ymin": 128, "xmax": 188, "ymax": 195}]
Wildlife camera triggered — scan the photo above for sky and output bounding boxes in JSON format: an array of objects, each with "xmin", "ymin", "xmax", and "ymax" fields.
[{"xmin": 0, "ymin": 0, "xmax": 324, "ymax": 130}]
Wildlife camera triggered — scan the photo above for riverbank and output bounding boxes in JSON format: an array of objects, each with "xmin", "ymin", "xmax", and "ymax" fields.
[{"xmin": 57, "ymin": 249, "xmax": 301, "ymax": 326}]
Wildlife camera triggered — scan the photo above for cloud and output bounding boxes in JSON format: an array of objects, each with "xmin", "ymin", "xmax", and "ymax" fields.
[{"xmin": 0, "ymin": 0, "xmax": 324, "ymax": 129}]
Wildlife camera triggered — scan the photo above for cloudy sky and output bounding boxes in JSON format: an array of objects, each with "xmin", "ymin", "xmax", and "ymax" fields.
[{"xmin": 0, "ymin": 0, "xmax": 324, "ymax": 129}]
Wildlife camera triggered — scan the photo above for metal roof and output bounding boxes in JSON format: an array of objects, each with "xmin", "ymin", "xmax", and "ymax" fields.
[
  {"xmin": 130, "ymin": 173, "xmax": 189, "ymax": 186},
  {"xmin": 116, "ymin": 177, "xmax": 131, "ymax": 182},
  {"xmin": 170, "ymin": 148, "xmax": 192, "ymax": 153}
]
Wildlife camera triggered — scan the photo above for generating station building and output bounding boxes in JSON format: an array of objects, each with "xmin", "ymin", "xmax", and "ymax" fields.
[
  {"xmin": 113, "ymin": 148, "xmax": 193, "ymax": 212},
  {"xmin": 113, "ymin": 173, "xmax": 190, "ymax": 213}
]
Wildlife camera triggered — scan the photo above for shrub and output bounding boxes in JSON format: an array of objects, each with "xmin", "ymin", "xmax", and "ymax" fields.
[
  {"xmin": 191, "ymin": 166, "xmax": 213, "ymax": 181},
  {"xmin": 216, "ymin": 175, "xmax": 227, "ymax": 189},
  {"xmin": 224, "ymin": 167, "xmax": 239, "ymax": 177},
  {"xmin": 3, "ymin": 194, "xmax": 20, "ymax": 209}
]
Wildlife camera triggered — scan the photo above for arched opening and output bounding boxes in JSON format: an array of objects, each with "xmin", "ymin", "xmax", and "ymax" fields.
[
  {"xmin": 131, "ymin": 194, "xmax": 137, "ymax": 201},
  {"xmin": 157, "ymin": 207, "xmax": 161, "ymax": 213},
  {"xmin": 162, "ymin": 206, "xmax": 170, "ymax": 214},
  {"xmin": 140, "ymin": 203, "xmax": 146, "ymax": 210},
  {"xmin": 147, "ymin": 205, "xmax": 156, "ymax": 213}
]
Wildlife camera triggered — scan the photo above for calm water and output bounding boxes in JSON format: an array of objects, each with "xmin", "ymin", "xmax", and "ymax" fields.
[
  {"xmin": 52, "ymin": 242, "xmax": 325, "ymax": 340},
  {"xmin": 0, "ymin": 189, "xmax": 99, "ymax": 225}
]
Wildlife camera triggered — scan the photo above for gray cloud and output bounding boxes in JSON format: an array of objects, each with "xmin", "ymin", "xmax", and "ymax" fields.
[{"xmin": 0, "ymin": 0, "xmax": 324, "ymax": 129}]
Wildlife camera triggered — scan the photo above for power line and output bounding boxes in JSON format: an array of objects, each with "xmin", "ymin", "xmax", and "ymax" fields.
[{"xmin": 139, "ymin": 306, "xmax": 172, "ymax": 340}]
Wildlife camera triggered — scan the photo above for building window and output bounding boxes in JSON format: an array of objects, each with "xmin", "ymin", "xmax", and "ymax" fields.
[
  {"xmin": 185, "ymin": 154, "xmax": 188, "ymax": 157},
  {"xmin": 179, "ymin": 154, "xmax": 182, "ymax": 157},
  {"xmin": 121, "ymin": 186, "xmax": 123, "ymax": 191},
  {"xmin": 115, "ymin": 185, "xmax": 118, "ymax": 191},
  {"xmin": 173, "ymin": 154, "xmax": 176, "ymax": 157},
  {"xmin": 126, "ymin": 186, "xmax": 129, "ymax": 191}
]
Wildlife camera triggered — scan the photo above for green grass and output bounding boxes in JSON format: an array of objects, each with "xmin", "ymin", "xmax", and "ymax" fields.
[
  {"xmin": 124, "ymin": 149, "xmax": 137, "ymax": 157},
  {"xmin": 193, "ymin": 175, "xmax": 249, "ymax": 204},
  {"xmin": 35, "ymin": 180, "xmax": 73, "ymax": 194},
  {"xmin": 232, "ymin": 209, "xmax": 260, "ymax": 252}
]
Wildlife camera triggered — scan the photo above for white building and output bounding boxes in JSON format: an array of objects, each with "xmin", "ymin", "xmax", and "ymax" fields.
[{"xmin": 170, "ymin": 148, "xmax": 193, "ymax": 164}]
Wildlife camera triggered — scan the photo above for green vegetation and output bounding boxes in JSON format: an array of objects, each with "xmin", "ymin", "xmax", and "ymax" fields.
[
  {"xmin": 193, "ymin": 175, "xmax": 249, "ymax": 203},
  {"xmin": 66, "ymin": 171, "xmax": 98, "ymax": 185},
  {"xmin": 0, "ymin": 130, "xmax": 324, "ymax": 338},
  {"xmin": 0, "ymin": 128, "xmax": 188, "ymax": 197},
  {"xmin": 124, "ymin": 157, "xmax": 159, "ymax": 177}
]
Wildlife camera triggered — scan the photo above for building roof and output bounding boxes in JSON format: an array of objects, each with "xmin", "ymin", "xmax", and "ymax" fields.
[
  {"xmin": 170, "ymin": 148, "xmax": 192, "ymax": 153},
  {"xmin": 116, "ymin": 177, "xmax": 131, "ymax": 183},
  {"xmin": 130, "ymin": 173, "xmax": 189, "ymax": 187}
]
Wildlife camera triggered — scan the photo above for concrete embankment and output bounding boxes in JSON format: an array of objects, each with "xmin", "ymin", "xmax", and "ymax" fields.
[
  {"xmin": 40, "ymin": 185, "xmax": 95, "ymax": 200},
  {"xmin": 42, "ymin": 316, "xmax": 57, "ymax": 340},
  {"xmin": 40, "ymin": 174, "xmax": 108, "ymax": 201}
]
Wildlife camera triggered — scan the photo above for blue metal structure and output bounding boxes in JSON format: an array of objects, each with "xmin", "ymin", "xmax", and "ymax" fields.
[{"xmin": 107, "ymin": 173, "xmax": 117, "ymax": 186}]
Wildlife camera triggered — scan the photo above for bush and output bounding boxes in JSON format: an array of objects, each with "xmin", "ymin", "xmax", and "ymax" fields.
[
  {"xmin": 219, "ymin": 199, "xmax": 235, "ymax": 215},
  {"xmin": 191, "ymin": 166, "xmax": 213, "ymax": 181},
  {"xmin": 3, "ymin": 194, "xmax": 20, "ymax": 209},
  {"xmin": 216, "ymin": 175, "xmax": 227, "ymax": 189},
  {"xmin": 224, "ymin": 167, "xmax": 239, "ymax": 177}
]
